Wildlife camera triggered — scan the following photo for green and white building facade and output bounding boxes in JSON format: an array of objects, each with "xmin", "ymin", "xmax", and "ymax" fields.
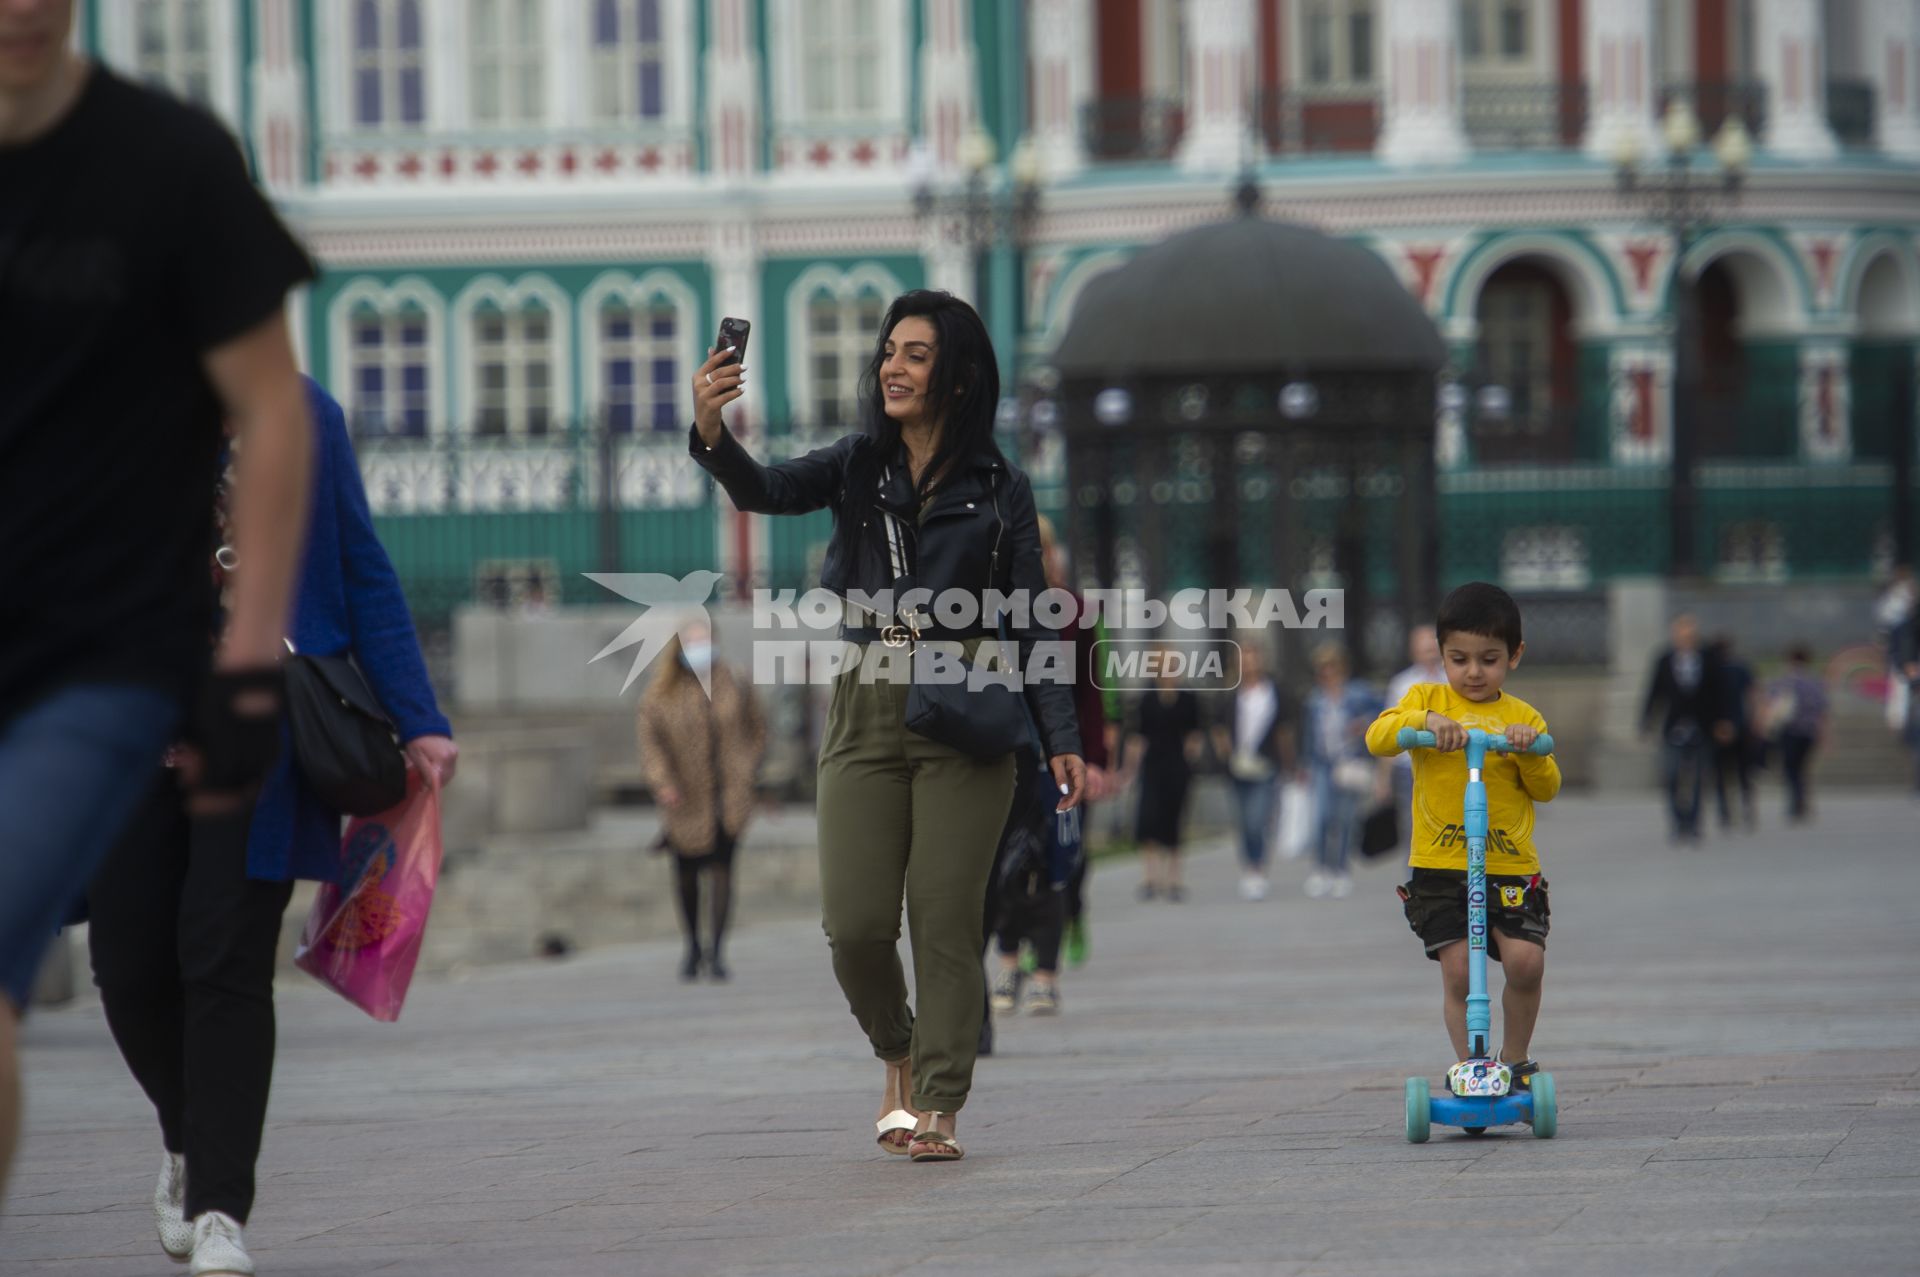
[{"xmin": 78, "ymin": 0, "xmax": 1920, "ymax": 624}]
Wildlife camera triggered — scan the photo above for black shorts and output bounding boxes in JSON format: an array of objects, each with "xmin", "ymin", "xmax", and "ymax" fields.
[{"xmin": 1397, "ymin": 868, "xmax": 1550, "ymax": 962}]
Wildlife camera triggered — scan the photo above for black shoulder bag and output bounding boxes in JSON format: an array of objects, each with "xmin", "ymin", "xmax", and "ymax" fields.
[
  {"xmin": 284, "ymin": 648, "xmax": 410, "ymax": 815},
  {"xmin": 880, "ymin": 470, "xmax": 1032, "ymax": 762}
]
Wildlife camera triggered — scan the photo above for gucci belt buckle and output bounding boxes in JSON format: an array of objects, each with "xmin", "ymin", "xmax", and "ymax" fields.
[{"xmin": 880, "ymin": 624, "xmax": 910, "ymax": 648}]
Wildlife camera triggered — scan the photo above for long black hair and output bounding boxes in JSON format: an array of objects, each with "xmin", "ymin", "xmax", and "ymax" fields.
[{"xmin": 845, "ymin": 290, "xmax": 1003, "ymax": 529}]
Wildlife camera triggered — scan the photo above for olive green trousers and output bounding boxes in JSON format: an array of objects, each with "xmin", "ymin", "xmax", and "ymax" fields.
[{"xmin": 815, "ymin": 646, "xmax": 1016, "ymax": 1113}]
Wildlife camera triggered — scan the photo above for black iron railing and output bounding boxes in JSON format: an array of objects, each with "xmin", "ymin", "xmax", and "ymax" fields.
[
  {"xmin": 1659, "ymin": 81, "xmax": 1768, "ymax": 141},
  {"xmin": 1462, "ymin": 81, "xmax": 1588, "ymax": 150},
  {"xmin": 1081, "ymin": 95, "xmax": 1186, "ymax": 162}
]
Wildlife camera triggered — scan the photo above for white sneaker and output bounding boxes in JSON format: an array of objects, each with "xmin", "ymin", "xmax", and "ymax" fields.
[
  {"xmin": 1239, "ymin": 873, "xmax": 1269, "ymax": 901},
  {"xmin": 189, "ymin": 1211, "xmax": 254, "ymax": 1277},
  {"xmin": 1304, "ymin": 872, "xmax": 1331, "ymax": 899},
  {"xmin": 155, "ymin": 1151, "xmax": 192, "ymax": 1261},
  {"xmin": 1329, "ymin": 873, "xmax": 1354, "ymax": 899}
]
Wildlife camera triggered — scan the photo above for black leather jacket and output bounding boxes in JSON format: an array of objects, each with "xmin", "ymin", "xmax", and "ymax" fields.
[{"xmin": 689, "ymin": 424, "xmax": 1082, "ymax": 760}]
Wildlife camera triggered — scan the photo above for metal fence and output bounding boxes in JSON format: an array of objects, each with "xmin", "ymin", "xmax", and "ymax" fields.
[
  {"xmin": 1462, "ymin": 81, "xmax": 1587, "ymax": 151},
  {"xmin": 352, "ymin": 419, "xmax": 1908, "ymax": 675},
  {"xmin": 1080, "ymin": 95, "xmax": 1186, "ymax": 162}
]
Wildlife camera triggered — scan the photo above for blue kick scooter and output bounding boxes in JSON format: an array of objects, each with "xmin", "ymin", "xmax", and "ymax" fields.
[{"xmin": 1398, "ymin": 726, "xmax": 1559, "ymax": 1142}]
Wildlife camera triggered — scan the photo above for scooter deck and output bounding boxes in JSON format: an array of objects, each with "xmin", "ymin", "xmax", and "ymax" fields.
[{"xmin": 1430, "ymin": 1091, "xmax": 1534, "ymax": 1129}]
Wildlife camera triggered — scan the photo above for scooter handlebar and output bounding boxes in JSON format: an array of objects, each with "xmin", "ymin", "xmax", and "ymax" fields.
[{"xmin": 1395, "ymin": 727, "xmax": 1554, "ymax": 755}]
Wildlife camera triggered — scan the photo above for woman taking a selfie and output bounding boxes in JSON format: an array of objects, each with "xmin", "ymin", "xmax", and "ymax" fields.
[{"xmin": 689, "ymin": 290, "xmax": 1085, "ymax": 1162}]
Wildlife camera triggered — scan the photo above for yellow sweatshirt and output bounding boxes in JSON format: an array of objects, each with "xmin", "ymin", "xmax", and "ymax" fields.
[{"xmin": 1365, "ymin": 683, "xmax": 1562, "ymax": 875}]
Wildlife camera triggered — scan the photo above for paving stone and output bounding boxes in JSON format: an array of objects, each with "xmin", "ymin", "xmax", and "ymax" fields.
[{"xmin": 7, "ymin": 794, "xmax": 1919, "ymax": 1274}]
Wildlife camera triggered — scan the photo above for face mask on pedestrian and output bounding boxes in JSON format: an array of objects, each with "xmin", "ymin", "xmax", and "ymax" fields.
[{"xmin": 681, "ymin": 641, "xmax": 713, "ymax": 672}]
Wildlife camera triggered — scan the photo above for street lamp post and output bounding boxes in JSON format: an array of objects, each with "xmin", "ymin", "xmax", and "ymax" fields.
[
  {"xmin": 1615, "ymin": 98, "xmax": 1750, "ymax": 578},
  {"xmin": 909, "ymin": 129, "xmax": 1043, "ymax": 398}
]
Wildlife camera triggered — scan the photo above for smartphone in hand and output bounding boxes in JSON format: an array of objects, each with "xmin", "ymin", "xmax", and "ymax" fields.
[{"xmin": 715, "ymin": 316, "xmax": 751, "ymax": 366}]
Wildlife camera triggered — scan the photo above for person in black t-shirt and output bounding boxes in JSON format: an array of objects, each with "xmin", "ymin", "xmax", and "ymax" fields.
[{"xmin": 0, "ymin": 3, "xmax": 315, "ymax": 1248}]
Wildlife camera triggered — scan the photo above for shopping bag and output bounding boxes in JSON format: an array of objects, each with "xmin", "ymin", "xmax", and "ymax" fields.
[
  {"xmin": 294, "ymin": 776, "xmax": 444, "ymax": 1022},
  {"xmin": 1276, "ymin": 778, "xmax": 1314, "ymax": 860}
]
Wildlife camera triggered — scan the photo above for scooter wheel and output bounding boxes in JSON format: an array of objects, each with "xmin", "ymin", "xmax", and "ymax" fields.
[
  {"xmin": 1404, "ymin": 1077, "xmax": 1430, "ymax": 1143},
  {"xmin": 1530, "ymin": 1072, "xmax": 1557, "ymax": 1139},
  {"xmin": 1462, "ymin": 1127, "xmax": 1487, "ymax": 1136}
]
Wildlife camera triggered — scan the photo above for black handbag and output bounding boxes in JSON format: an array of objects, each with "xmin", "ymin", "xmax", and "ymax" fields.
[
  {"xmin": 283, "ymin": 651, "xmax": 409, "ymax": 815},
  {"xmin": 1359, "ymin": 800, "xmax": 1402, "ymax": 859},
  {"xmin": 881, "ymin": 470, "xmax": 1031, "ymax": 763}
]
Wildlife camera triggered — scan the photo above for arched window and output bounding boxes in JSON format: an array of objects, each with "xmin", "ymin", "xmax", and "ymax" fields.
[
  {"xmin": 472, "ymin": 299, "xmax": 555, "ymax": 437},
  {"xmin": 805, "ymin": 286, "xmax": 886, "ymax": 426},
  {"xmin": 1473, "ymin": 259, "xmax": 1576, "ymax": 462},
  {"xmin": 599, "ymin": 295, "xmax": 681, "ymax": 433},
  {"xmin": 349, "ymin": 300, "xmax": 433, "ymax": 436}
]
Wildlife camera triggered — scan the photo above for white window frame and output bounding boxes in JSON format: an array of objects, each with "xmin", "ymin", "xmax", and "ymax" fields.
[
  {"xmin": 578, "ymin": 270, "xmax": 701, "ymax": 434},
  {"xmin": 581, "ymin": 0, "xmax": 694, "ymax": 130},
  {"xmin": 785, "ymin": 264, "xmax": 903, "ymax": 427},
  {"xmin": 770, "ymin": 0, "xmax": 908, "ymax": 131},
  {"xmin": 1458, "ymin": 0, "xmax": 1552, "ymax": 78},
  {"xmin": 98, "ymin": 0, "xmax": 240, "ymax": 127},
  {"xmin": 452, "ymin": 274, "xmax": 573, "ymax": 437},
  {"xmin": 319, "ymin": 0, "xmax": 431, "ymax": 136},
  {"xmin": 1293, "ymin": 0, "xmax": 1378, "ymax": 90},
  {"xmin": 328, "ymin": 278, "xmax": 448, "ymax": 437},
  {"xmin": 469, "ymin": 0, "xmax": 547, "ymax": 127}
]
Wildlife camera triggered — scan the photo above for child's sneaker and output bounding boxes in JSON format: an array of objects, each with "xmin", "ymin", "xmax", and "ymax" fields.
[
  {"xmin": 989, "ymin": 967, "xmax": 1021, "ymax": 1012},
  {"xmin": 1021, "ymin": 982, "xmax": 1061, "ymax": 1016}
]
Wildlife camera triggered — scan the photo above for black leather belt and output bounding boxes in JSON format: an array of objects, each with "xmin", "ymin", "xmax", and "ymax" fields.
[{"xmin": 839, "ymin": 625, "xmax": 992, "ymax": 646}]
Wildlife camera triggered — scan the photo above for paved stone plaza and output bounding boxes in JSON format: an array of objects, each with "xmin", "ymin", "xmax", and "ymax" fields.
[{"xmin": 6, "ymin": 792, "xmax": 1918, "ymax": 1276}]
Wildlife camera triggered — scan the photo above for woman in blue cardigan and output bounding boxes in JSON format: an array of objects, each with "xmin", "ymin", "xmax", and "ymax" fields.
[{"xmin": 86, "ymin": 378, "xmax": 454, "ymax": 1276}]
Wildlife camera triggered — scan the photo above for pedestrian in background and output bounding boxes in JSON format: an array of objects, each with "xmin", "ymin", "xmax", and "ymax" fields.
[
  {"xmin": 1122, "ymin": 666, "xmax": 1204, "ymax": 902},
  {"xmin": 0, "ymin": 10, "xmax": 314, "ymax": 1253},
  {"xmin": 1301, "ymin": 643, "xmax": 1382, "ymax": 899},
  {"xmin": 1386, "ymin": 626, "xmax": 1446, "ymax": 856},
  {"xmin": 1212, "ymin": 641, "xmax": 1292, "ymax": 900},
  {"xmin": 1641, "ymin": 615, "xmax": 1729, "ymax": 844},
  {"xmin": 984, "ymin": 516, "xmax": 1108, "ymax": 1026},
  {"xmin": 1765, "ymin": 645, "xmax": 1829, "ymax": 822},
  {"xmin": 690, "ymin": 289, "xmax": 1085, "ymax": 1164},
  {"xmin": 1881, "ymin": 567, "xmax": 1920, "ymax": 791},
  {"xmin": 86, "ymin": 380, "xmax": 454, "ymax": 1277},
  {"xmin": 1708, "ymin": 634, "xmax": 1758, "ymax": 831},
  {"xmin": 639, "ymin": 617, "xmax": 766, "ymax": 983}
]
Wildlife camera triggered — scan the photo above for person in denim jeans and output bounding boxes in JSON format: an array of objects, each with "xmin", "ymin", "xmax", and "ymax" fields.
[
  {"xmin": 1301, "ymin": 643, "xmax": 1383, "ymax": 899},
  {"xmin": 1, "ymin": 8, "xmax": 315, "ymax": 1211},
  {"xmin": 1212, "ymin": 642, "xmax": 1293, "ymax": 901}
]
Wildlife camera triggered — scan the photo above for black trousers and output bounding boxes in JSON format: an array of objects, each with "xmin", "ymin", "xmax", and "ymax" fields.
[
  {"xmin": 87, "ymin": 774, "xmax": 294, "ymax": 1224},
  {"xmin": 993, "ymin": 871, "xmax": 1065, "ymax": 972},
  {"xmin": 1712, "ymin": 737, "xmax": 1755, "ymax": 825},
  {"xmin": 1779, "ymin": 731, "xmax": 1816, "ymax": 818}
]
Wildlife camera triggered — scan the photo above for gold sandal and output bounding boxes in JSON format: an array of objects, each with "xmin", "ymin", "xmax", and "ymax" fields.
[{"xmin": 908, "ymin": 1113, "xmax": 964, "ymax": 1163}]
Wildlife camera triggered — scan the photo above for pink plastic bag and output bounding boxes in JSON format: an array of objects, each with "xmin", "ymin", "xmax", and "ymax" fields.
[{"xmin": 294, "ymin": 777, "xmax": 443, "ymax": 1021}]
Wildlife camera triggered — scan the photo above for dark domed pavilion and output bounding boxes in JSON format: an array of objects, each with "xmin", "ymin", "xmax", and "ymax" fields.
[{"xmin": 1049, "ymin": 210, "xmax": 1448, "ymax": 675}]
